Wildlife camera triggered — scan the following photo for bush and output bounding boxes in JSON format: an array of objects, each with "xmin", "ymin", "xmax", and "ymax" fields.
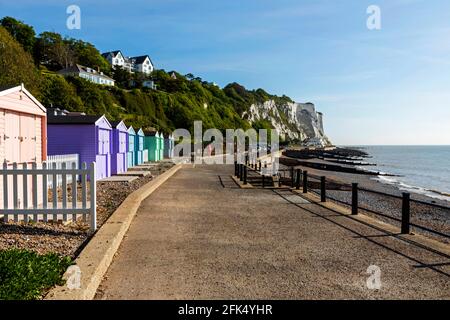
[{"xmin": 0, "ymin": 249, "xmax": 72, "ymax": 300}]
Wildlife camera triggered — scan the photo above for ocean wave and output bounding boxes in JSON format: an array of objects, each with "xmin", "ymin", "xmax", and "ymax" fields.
[{"xmin": 373, "ymin": 175, "xmax": 450, "ymax": 202}]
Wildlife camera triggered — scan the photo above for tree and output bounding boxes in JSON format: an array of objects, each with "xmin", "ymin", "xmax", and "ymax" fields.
[
  {"xmin": 40, "ymin": 74, "xmax": 84, "ymax": 111},
  {"xmin": 65, "ymin": 38, "xmax": 110, "ymax": 73},
  {"xmin": 34, "ymin": 32, "xmax": 74, "ymax": 70},
  {"xmin": 0, "ymin": 16, "xmax": 35, "ymax": 53},
  {"xmin": 0, "ymin": 26, "xmax": 41, "ymax": 95},
  {"xmin": 111, "ymin": 66, "xmax": 133, "ymax": 88}
]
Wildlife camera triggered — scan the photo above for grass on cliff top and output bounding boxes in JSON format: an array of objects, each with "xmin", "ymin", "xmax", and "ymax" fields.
[{"xmin": 0, "ymin": 249, "xmax": 72, "ymax": 300}]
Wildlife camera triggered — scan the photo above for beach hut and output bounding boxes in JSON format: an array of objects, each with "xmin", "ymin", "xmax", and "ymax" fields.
[
  {"xmin": 111, "ymin": 120, "xmax": 128, "ymax": 175},
  {"xmin": 144, "ymin": 129, "xmax": 159, "ymax": 162},
  {"xmin": 47, "ymin": 114, "xmax": 112, "ymax": 180},
  {"xmin": 127, "ymin": 126, "xmax": 136, "ymax": 168},
  {"xmin": 158, "ymin": 132, "xmax": 164, "ymax": 161},
  {"xmin": 164, "ymin": 133, "xmax": 174, "ymax": 159},
  {"xmin": 0, "ymin": 84, "xmax": 47, "ymax": 207},
  {"xmin": 135, "ymin": 128, "xmax": 145, "ymax": 165}
]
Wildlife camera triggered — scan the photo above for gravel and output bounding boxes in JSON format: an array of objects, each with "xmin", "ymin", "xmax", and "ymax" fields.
[{"xmin": 0, "ymin": 161, "xmax": 175, "ymax": 257}]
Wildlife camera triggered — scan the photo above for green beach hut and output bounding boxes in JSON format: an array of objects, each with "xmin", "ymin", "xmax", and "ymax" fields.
[
  {"xmin": 144, "ymin": 128, "xmax": 159, "ymax": 162},
  {"xmin": 158, "ymin": 132, "xmax": 164, "ymax": 161}
]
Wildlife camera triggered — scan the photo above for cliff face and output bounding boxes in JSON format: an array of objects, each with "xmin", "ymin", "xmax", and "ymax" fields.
[{"xmin": 243, "ymin": 100, "xmax": 332, "ymax": 146}]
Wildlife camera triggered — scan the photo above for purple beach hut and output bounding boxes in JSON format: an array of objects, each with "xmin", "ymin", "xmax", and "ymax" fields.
[
  {"xmin": 47, "ymin": 114, "xmax": 113, "ymax": 180},
  {"xmin": 111, "ymin": 120, "xmax": 128, "ymax": 175}
]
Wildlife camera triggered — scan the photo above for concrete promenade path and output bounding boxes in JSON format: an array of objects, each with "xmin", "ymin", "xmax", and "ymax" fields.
[{"xmin": 95, "ymin": 164, "xmax": 450, "ymax": 299}]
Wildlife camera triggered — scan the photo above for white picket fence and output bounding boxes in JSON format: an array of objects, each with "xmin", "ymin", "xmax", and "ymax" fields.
[
  {"xmin": 46, "ymin": 154, "xmax": 79, "ymax": 188},
  {"xmin": 0, "ymin": 161, "xmax": 97, "ymax": 232}
]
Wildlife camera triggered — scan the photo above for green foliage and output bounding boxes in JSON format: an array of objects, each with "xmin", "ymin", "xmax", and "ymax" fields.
[
  {"xmin": 0, "ymin": 249, "xmax": 72, "ymax": 300},
  {"xmin": 40, "ymin": 73, "xmax": 84, "ymax": 111},
  {"xmin": 0, "ymin": 26, "xmax": 41, "ymax": 95},
  {"xmin": 67, "ymin": 39, "xmax": 110, "ymax": 73},
  {"xmin": 0, "ymin": 16, "xmax": 35, "ymax": 53},
  {"xmin": 0, "ymin": 16, "xmax": 299, "ymax": 139}
]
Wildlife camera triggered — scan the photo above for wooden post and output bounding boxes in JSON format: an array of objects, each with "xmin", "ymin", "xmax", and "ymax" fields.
[
  {"xmin": 303, "ymin": 171, "xmax": 308, "ymax": 193},
  {"xmin": 352, "ymin": 183, "xmax": 358, "ymax": 215},
  {"xmin": 291, "ymin": 167, "xmax": 295, "ymax": 188},
  {"xmin": 243, "ymin": 166, "xmax": 247, "ymax": 185},
  {"xmin": 320, "ymin": 176, "xmax": 326, "ymax": 202},
  {"xmin": 90, "ymin": 162, "xmax": 97, "ymax": 233},
  {"xmin": 401, "ymin": 192, "xmax": 410, "ymax": 234},
  {"xmin": 296, "ymin": 169, "xmax": 301, "ymax": 190},
  {"xmin": 3, "ymin": 161, "xmax": 8, "ymax": 222}
]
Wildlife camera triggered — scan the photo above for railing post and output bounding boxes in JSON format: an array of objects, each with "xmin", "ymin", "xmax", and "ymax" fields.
[
  {"xmin": 320, "ymin": 176, "xmax": 326, "ymax": 202},
  {"xmin": 303, "ymin": 171, "xmax": 308, "ymax": 193},
  {"xmin": 262, "ymin": 174, "xmax": 265, "ymax": 188},
  {"xmin": 352, "ymin": 183, "xmax": 358, "ymax": 215},
  {"xmin": 234, "ymin": 161, "xmax": 238, "ymax": 176},
  {"xmin": 90, "ymin": 162, "xmax": 97, "ymax": 233},
  {"xmin": 296, "ymin": 169, "xmax": 301, "ymax": 190},
  {"xmin": 239, "ymin": 164, "xmax": 242, "ymax": 181},
  {"xmin": 258, "ymin": 161, "xmax": 262, "ymax": 172},
  {"xmin": 290, "ymin": 167, "xmax": 295, "ymax": 188},
  {"xmin": 401, "ymin": 192, "xmax": 411, "ymax": 234},
  {"xmin": 243, "ymin": 165, "xmax": 248, "ymax": 185}
]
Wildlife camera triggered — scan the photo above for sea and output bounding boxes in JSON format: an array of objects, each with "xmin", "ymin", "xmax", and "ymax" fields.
[{"xmin": 347, "ymin": 145, "xmax": 450, "ymax": 202}]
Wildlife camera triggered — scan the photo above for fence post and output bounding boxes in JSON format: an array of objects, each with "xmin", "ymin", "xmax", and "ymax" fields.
[
  {"xmin": 320, "ymin": 176, "xmax": 326, "ymax": 202},
  {"xmin": 239, "ymin": 164, "xmax": 243, "ymax": 181},
  {"xmin": 259, "ymin": 161, "xmax": 262, "ymax": 172},
  {"xmin": 352, "ymin": 183, "xmax": 358, "ymax": 215},
  {"xmin": 291, "ymin": 167, "xmax": 295, "ymax": 188},
  {"xmin": 401, "ymin": 192, "xmax": 410, "ymax": 234},
  {"xmin": 243, "ymin": 165, "xmax": 247, "ymax": 185},
  {"xmin": 303, "ymin": 170, "xmax": 308, "ymax": 193},
  {"xmin": 262, "ymin": 174, "xmax": 265, "ymax": 188},
  {"xmin": 90, "ymin": 162, "xmax": 97, "ymax": 233},
  {"xmin": 234, "ymin": 161, "xmax": 238, "ymax": 176},
  {"xmin": 296, "ymin": 169, "xmax": 301, "ymax": 190},
  {"xmin": 2, "ymin": 161, "xmax": 8, "ymax": 222}
]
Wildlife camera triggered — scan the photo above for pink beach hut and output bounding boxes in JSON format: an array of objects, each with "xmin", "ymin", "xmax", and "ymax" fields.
[{"xmin": 0, "ymin": 84, "xmax": 47, "ymax": 208}]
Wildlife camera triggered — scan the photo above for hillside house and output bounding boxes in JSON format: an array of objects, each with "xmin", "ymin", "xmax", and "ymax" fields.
[
  {"xmin": 102, "ymin": 50, "xmax": 154, "ymax": 75},
  {"xmin": 58, "ymin": 64, "xmax": 115, "ymax": 86}
]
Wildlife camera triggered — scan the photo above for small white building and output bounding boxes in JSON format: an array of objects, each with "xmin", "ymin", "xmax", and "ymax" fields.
[{"xmin": 58, "ymin": 64, "xmax": 115, "ymax": 86}]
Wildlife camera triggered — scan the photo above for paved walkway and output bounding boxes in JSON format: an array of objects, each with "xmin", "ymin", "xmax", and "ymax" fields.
[{"xmin": 95, "ymin": 164, "xmax": 450, "ymax": 299}]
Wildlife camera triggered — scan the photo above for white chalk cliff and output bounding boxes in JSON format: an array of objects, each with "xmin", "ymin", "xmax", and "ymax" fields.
[{"xmin": 242, "ymin": 101, "xmax": 332, "ymax": 147}]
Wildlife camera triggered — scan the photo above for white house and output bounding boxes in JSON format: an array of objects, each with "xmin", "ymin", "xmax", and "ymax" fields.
[
  {"xmin": 102, "ymin": 51, "xmax": 154, "ymax": 75},
  {"xmin": 101, "ymin": 50, "xmax": 133, "ymax": 73},
  {"xmin": 130, "ymin": 55, "xmax": 154, "ymax": 75},
  {"xmin": 58, "ymin": 64, "xmax": 115, "ymax": 86}
]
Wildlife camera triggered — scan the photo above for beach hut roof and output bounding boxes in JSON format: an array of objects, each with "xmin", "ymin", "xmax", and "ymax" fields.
[
  {"xmin": 48, "ymin": 114, "xmax": 111, "ymax": 127},
  {"xmin": 136, "ymin": 128, "xmax": 144, "ymax": 136},
  {"xmin": 110, "ymin": 120, "xmax": 127, "ymax": 131},
  {"xmin": 127, "ymin": 126, "xmax": 136, "ymax": 135},
  {"xmin": 0, "ymin": 83, "xmax": 46, "ymax": 113}
]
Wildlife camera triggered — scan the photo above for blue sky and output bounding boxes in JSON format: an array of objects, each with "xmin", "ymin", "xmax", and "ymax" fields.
[{"xmin": 1, "ymin": 0, "xmax": 450, "ymax": 145}]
